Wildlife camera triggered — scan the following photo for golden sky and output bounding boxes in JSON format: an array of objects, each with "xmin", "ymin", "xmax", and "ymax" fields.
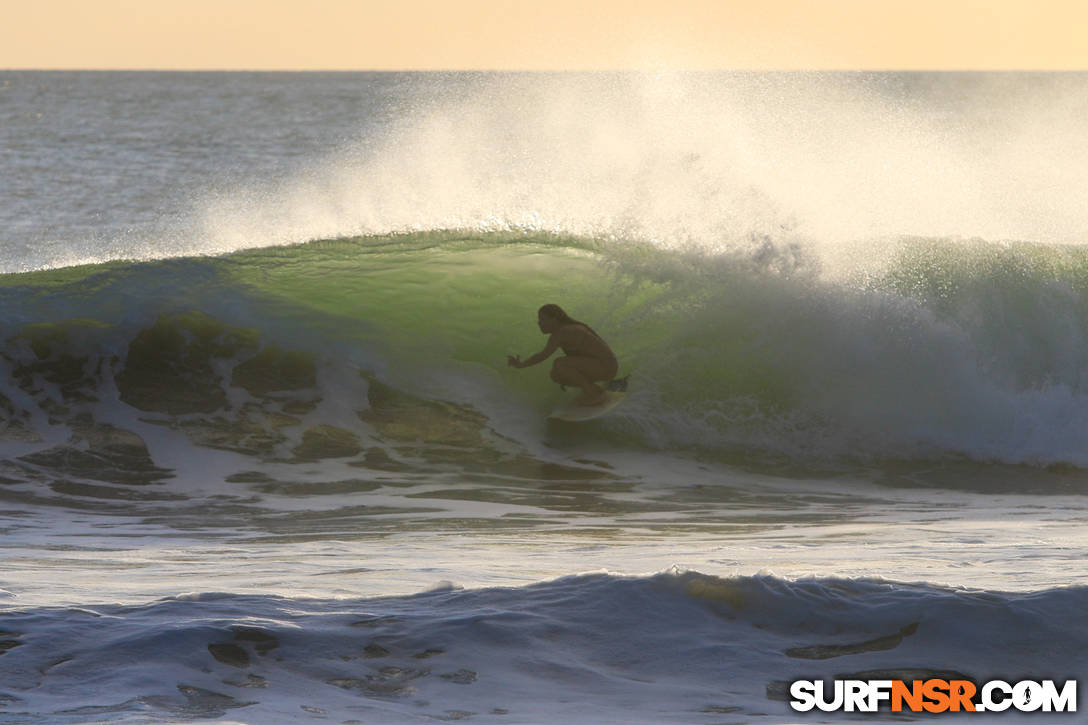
[{"xmin": 4, "ymin": 0, "xmax": 1088, "ymax": 70}]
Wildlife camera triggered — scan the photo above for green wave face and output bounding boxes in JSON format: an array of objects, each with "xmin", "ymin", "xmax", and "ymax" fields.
[{"xmin": 224, "ymin": 234, "xmax": 621, "ymax": 372}]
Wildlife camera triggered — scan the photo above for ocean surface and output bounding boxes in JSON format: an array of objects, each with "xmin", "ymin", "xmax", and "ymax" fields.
[{"xmin": 2, "ymin": 70, "xmax": 1088, "ymax": 723}]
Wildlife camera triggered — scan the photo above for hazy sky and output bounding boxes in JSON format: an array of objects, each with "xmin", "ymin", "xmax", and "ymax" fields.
[{"xmin": 4, "ymin": 0, "xmax": 1088, "ymax": 70}]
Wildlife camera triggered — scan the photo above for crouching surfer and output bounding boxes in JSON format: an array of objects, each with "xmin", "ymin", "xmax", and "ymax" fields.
[{"xmin": 507, "ymin": 304, "xmax": 618, "ymax": 407}]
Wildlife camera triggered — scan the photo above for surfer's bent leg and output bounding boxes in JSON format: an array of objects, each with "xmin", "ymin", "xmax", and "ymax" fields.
[{"xmin": 551, "ymin": 356, "xmax": 617, "ymax": 406}]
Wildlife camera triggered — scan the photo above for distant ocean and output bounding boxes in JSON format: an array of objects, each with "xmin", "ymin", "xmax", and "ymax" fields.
[{"xmin": 1, "ymin": 70, "xmax": 1087, "ymax": 723}]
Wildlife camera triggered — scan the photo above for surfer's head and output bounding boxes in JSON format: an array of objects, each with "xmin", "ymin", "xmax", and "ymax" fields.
[{"xmin": 538, "ymin": 303, "xmax": 575, "ymax": 333}]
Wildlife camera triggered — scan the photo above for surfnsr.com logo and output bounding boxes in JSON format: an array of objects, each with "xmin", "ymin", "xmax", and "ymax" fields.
[{"xmin": 789, "ymin": 678, "xmax": 1077, "ymax": 713}]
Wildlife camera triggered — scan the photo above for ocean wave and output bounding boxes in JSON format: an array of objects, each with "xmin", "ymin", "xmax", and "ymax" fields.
[
  {"xmin": 4, "ymin": 232, "xmax": 1088, "ymax": 470},
  {"xmin": 0, "ymin": 570, "xmax": 1082, "ymax": 724}
]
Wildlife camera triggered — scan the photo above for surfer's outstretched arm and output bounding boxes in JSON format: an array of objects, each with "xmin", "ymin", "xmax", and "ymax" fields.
[{"xmin": 507, "ymin": 335, "xmax": 559, "ymax": 368}]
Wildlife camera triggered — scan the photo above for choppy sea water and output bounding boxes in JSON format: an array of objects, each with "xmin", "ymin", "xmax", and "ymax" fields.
[{"xmin": 2, "ymin": 71, "xmax": 1088, "ymax": 723}]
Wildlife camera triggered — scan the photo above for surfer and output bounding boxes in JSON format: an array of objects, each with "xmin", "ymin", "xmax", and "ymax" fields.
[{"xmin": 507, "ymin": 304, "xmax": 618, "ymax": 406}]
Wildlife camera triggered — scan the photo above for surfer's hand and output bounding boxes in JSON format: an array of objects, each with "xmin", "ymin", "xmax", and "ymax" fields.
[{"xmin": 506, "ymin": 354, "xmax": 521, "ymax": 368}]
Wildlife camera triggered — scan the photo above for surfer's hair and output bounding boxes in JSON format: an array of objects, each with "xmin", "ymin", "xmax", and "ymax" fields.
[
  {"xmin": 538, "ymin": 304, "xmax": 578, "ymax": 325},
  {"xmin": 538, "ymin": 304, "xmax": 600, "ymax": 338}
]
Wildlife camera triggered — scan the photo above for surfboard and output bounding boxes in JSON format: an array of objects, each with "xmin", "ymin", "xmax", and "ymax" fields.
[{"xmin": 547, "ymin": 377, "xmax": 628, "ymax": 422}]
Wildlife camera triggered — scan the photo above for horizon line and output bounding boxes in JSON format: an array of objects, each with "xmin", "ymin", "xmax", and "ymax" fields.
[{"xmin": 5, "ymin": 67, "xmax": 1088, "ymax": 73}]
